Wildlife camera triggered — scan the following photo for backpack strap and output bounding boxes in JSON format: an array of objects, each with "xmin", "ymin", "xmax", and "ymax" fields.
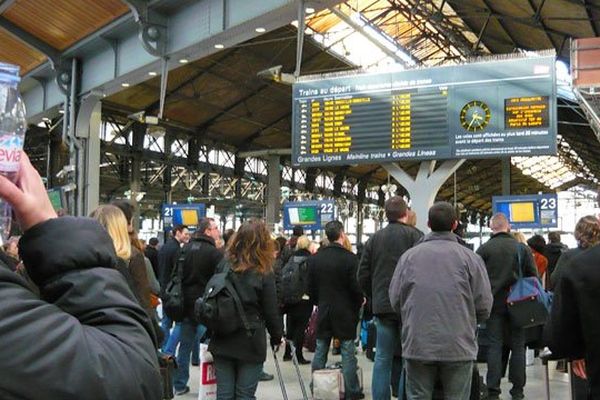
[{"xmin": 222, "ymin": 260, "xmax": 253, "ymax": 337}]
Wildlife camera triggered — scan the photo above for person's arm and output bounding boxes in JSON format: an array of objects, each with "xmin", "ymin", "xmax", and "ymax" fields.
[
  {"xmin": 357, "ymin": 237, "xmax": 373, "ymax": 299},
  {"xmin": 348, "ymin": 254, "xmax": 363, "ymax": 310},
  {"xmin": 129, "ymin": 250, "xmax": 153, "ymax": 313},
  {"xmin": 470, "ymin": 253, "xmax": 493, "ymax": 323},
  {"xmin": 522, "ymin": 245, "xmax": 540, "ymax": 278},
  {"xmin": 144, "ymin": 256, "xmax": 160, "ymax": 295},
  {"xmin": 389, "ymin": 253, "xmax": 407, "ymax": 314},
  {"xmin": 307, "ymin": 258, "xmax": 318, "ymax": 305},
  {"xmin": 261, "ymin": 272, "xmax": 284, "ymax": 346},
  {"xmin": 0, "ymin": 154, "xmax": 161, "ymax": 399}
]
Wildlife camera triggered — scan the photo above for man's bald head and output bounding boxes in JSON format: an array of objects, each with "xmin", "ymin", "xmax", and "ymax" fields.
[{"xmin": 490, "ymin": 213, "xmax": 510, "ymax": 233}]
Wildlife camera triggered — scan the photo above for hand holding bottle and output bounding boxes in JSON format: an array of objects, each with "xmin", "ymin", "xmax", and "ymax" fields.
[{"xmin": 0, "ymin": 152, "xmax": 57, "ymax": 231}]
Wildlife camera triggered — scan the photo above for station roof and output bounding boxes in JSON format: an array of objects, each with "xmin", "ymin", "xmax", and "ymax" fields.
[{"xmin": 3, "ymin": 0, "xmax": 600, "ymax": 214}]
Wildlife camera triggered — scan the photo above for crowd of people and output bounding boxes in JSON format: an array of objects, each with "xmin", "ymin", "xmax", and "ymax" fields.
[{"xmin": 2, "ymin": 153, "xmax": 600, "ymax": 400}]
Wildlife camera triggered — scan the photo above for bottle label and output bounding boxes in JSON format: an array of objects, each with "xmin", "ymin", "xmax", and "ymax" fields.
[{"xmin": 0, "ymin": 134, "xmax": 23, "ymax": 172}]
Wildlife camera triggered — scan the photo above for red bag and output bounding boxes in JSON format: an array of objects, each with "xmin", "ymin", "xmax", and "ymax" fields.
[{"xmin": 304, "ymin": 308, "xmax": 318, "ymax": 352}]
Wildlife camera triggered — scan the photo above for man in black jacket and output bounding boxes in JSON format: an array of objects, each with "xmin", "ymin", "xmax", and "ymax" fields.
[
  {"xmin": 476, "ymin": 213, "xmax": 538, "ymax": 400},
  {"xmin": 357, "ymin": 196, "xmax": 422, "ymax": 399},
  {"xmin": 0, "ymin": 153, "xmax": 161, "ymax": 399},
  {"xmin": 308, "ymin": 221, "xmax": 364, "ymax": 400},
  {"xmin": 159, "ymin": 224, "xmax": 189, "ymax": 352},
  {"xmin": 547, "ymin": 243, "xmax": 600, "ymax": 398},
  {"xmin": 173, "ymin": 218, "xmax": 223, "ymax": 395}
]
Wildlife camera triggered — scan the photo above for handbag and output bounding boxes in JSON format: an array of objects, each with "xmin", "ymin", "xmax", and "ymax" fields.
[{"xmin": 507, "ymin": 245, "xmax": 553, "ymax": 329}]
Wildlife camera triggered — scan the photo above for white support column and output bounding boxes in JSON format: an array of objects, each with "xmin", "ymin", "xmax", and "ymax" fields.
[{"xmin": 383, "ymin": 159, "xmax": 466, "ymax": 232}]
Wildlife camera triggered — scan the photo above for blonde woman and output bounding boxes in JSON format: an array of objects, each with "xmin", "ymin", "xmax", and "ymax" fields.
[
  {"xmin": 89, "ymin": 205, "xmax": 153, "ymax": 317},
  {"xmin": 511, "ymin": 231, "xmax": 527, "ymax": 244}
]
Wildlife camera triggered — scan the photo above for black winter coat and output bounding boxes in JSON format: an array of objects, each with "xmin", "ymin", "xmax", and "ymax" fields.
[
  {"xmin": 358, "ymin": 222, "xmax": 422, "ymax": 318},
  {"xmin": 308, "ymin": 243, "xmax": 363, "ymax": 341},
  {"xmin": 545, "ymin": 242, "xmax": 567, "ymax": 289},
  {"xmin": 550, "ymin": 247, "xmax": 584, "ymax": 289},
  {"xmin": 546, "ymin": 244, "xmax": 600, "ymax": 398},
  {"xmin": 0, "ymin": 217, "xmax": 161, "ymax": 400},
  {"xmin": 182, "ymin": 235, "xmax": 223, "ymax": 321},
  {"xmin": 157, "ymin": 237, "xmax": 181, "ymax": 291},
  {"xmin": 476, "ymin": 232, "xmax": 538, "ymax": 313},
  {"xmin": 144, "ymin": 245, "xmax": 159, "ymax": 278},
  {"xmin": 208, "ymin": 262, "xmax": 283, "ymax": 363}
]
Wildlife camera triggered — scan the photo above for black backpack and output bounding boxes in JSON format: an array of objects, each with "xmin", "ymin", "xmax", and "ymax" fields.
[
  {"xmin": 280, "ymin": 255, "xmax": 308, "ymax": 305},
  {"xmin": 162, "ymin": 248, "xmax": 186, "ymax": 322},
  {"xmin": 195, "ymin": 261, "xmax": 252, "ymax": 337}
]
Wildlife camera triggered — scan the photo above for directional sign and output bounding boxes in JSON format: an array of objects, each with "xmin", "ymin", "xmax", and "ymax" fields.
[
  {"xmin": 282, "ymin": 200, "xmax": 335, "ymax": 231},
  {"xmin": 162, "ymin": 203, "xmax": 206, "ymax": 232},
  {"xmin": 492, "ymin": 194, "xmax": 558, "ymax": 229}
]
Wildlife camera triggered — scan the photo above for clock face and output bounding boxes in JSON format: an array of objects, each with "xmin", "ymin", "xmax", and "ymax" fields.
[{"xmin": 460, "ymin": 100, "xmax": 491, "ymax": 132}]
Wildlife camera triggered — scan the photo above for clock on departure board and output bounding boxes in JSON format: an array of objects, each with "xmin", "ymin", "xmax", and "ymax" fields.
[{"xmin": 460, "ymin": 100, "xmax": 491, "ymax": 132}]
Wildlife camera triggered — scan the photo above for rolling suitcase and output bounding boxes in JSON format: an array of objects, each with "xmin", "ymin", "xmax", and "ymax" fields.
[
  {"xmin": 272, "ymin": 342, "xmax": 309, "ymax": 400},
  {"xmin": 540, "ymin": 349, "xmax": 585, "ymax": 400}
]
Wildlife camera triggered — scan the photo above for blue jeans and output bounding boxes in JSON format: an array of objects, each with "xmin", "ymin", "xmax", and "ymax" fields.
[
  {"xmin": 214, "ymin": 356, "xmax": 262, "ymax": 400},
  {"xmin": 373, "ymin": 317, "xmax": 402, "ymax": 400},
  {"xmin": 486, "ymin": 312, "xmax": 526, "ymax": 399},
  {"xmin": 173, "ymin": 319, "xmax": 207, "ymax": 391},
  {"xmin": 312, "ymin": 338, "xmax": 362, "ymax": 398},
  {"xmin": 405, "ymin": 359, "xmax": 473, "ymax": 400}
]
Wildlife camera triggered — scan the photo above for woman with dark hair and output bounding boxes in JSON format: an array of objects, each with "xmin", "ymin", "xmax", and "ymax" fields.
[
  {"xmin": 551, "ymin": 215, "xmax": 600, "ymax": 288},
  {"xmin": 209, "ymin": 219, "xmax": 283, "ymax": 399},
  {"xmin": 527, "ymin": 234, "xmax": 548, "ymax": 281}
]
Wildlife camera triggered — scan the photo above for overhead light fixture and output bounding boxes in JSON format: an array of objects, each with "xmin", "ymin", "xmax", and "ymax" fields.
[
  {"xmin": 58, "ymin": 109, "xmax": 65, "ymax": 114},
  {"xmin": 178, "ymin": 58, "xmax": 189, "ymax": 64},
  {"xmin": 305, "ymin": 7, "xmax": 315, "ymax": 14},
  {"xmin": 121, "ymin": 82, "xmax": 130, "ymax": 88},
  {"xmin": 214, "ymin": 44, "xmax": 225, "ymax": 49},
  {"xmin": 148, "ymin": 71, "xmax": 158, "ymax": 76},
  {"xmin": 42, "ymin": 117, "xmax": 50, "ymax": 122},
  {"xmin": 255, "ymin": 27, "xmax": 266, "ymax": 33}
]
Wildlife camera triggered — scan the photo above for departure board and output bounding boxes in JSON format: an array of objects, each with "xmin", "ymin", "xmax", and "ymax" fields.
[{"xmin": 292, "ymin": 55, "xmax": 557, "ymax": 166}]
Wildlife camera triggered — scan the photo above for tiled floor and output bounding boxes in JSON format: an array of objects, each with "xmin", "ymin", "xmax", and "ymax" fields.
[{"xmin": 178, "ymin": 349, "xmax": 572, "ymax": 399}]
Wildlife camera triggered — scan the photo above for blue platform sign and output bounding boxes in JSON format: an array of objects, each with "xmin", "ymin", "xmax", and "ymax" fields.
[
  {"xmin": 162, "ymin": 203, "xmax": 206, "ymax": 232},
  {"xmin": 282, "ymin": 200, "xmax": 336, "ymax": 231},
  {"xmin": 492, "ymin": 194, "xmax": 558, "ymax": 229}
]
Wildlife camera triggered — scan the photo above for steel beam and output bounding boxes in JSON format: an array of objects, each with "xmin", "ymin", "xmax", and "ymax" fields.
[
  {"xmin": 22, "ymin": 0, "xmax": 344, "ymax": 120},
  {"xmin": 0, "ymin": 0, "xmax": 15, "ymax": 14}
]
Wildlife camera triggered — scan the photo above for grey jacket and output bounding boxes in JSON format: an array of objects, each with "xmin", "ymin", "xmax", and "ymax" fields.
[{"xmin": 389, "ymin": 232, "xmax": 492, "ymax": 362}]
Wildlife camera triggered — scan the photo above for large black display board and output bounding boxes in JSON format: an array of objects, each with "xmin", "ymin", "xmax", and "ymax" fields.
[{"xmin": 292, "ymin": 55, "xmax": 557, "ymax": 166}]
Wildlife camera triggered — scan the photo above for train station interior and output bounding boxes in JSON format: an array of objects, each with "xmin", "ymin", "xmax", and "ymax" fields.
[{"xmin": 2, "ymin": 0, "xmax": 600, "ymax": 399}]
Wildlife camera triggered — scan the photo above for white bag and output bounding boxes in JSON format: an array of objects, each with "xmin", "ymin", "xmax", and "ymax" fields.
[
  {"xmin": 312, "ymin": 367, "xmax": 363, "ymax": 400},
  {"xmin": 313, "ymin": 369, "xmax": 343, "ymax": 400},
  {"xmin": 198, "ymin": 344, "xmax": 217, "ymax": 400}
]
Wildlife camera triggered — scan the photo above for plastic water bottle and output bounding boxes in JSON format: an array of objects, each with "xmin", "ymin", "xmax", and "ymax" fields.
[{"xmin": 0, "ymin": 63, "xmax": 26, "ymax": 240}]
